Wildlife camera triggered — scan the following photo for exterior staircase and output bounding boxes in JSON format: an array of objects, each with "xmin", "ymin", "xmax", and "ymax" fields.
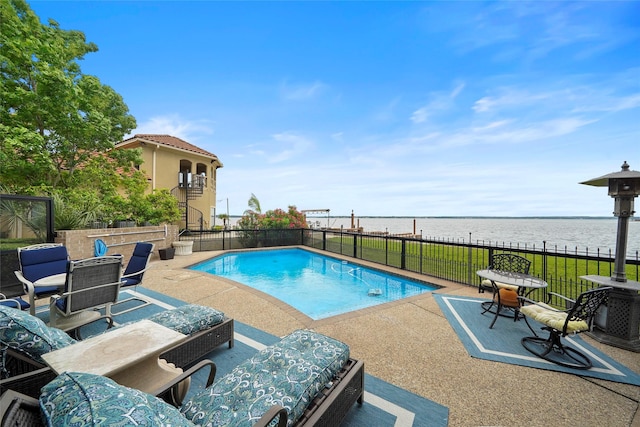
[{"xmin": 171, "ymin": 174, "xmax": 205, "ymax": 230}]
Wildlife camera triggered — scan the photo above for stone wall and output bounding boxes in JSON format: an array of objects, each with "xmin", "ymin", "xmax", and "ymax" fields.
[{"xmin": 55, "ymin": 225, "xmax": 179, "ymax": 264}]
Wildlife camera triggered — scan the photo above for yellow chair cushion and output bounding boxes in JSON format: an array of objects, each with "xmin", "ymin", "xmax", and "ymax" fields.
[
  {"xmin": 480, "ymin": 279, "xmax": 518, "ymax": 292},
  {"xmin": 520, "ymin": 303, "xmax": 589, "ymax": 333}
]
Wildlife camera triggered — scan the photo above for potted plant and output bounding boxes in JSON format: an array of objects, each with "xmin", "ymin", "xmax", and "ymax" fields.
[{"xmin": 158, "ymin": 247, "xmax": 175, "ymax": 260}]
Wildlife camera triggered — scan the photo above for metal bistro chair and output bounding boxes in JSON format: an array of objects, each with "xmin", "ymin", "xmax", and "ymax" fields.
[
  {"xmin": 520, "ymin": 287, "xmax": 612, "ymax": 370},
  {"xmin": 49, "ymin": 256, "xmax": 123, "ymax": 338},
  {"xmin": 479, "ymin": 253, "xmax": 532, "ymax": 328},
  {"xmin": 478, "ymin": 253, "xmax": 531, "ymax": 294}
]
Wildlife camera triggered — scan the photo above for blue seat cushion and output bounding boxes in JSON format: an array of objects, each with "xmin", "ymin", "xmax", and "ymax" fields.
[
  {"xmin": 40, "ymin": 372, "xmax": 194, "ymax": 426},
  {"xmin": 121, "ymin": 242, "xmax": 153, "ymax": 286},
  {"xmin": 0, "ymin": 297, "xmax": 30, "ymax": 310},
  {"xmin": 147, "ymin": 304, "xmax": 225, "ymax": 335},
  {"xmin": 181, "ymin": 329, "xmax": 349, "ymax": 427},
  {"xmin": 34, "ymin": 285, "xmax": 60, "ymax": 297},
  {"xmin": 0, "ymin": 305, "xmax": 75, "ymax": 364},
  {"xmin": 20, "ymin": 246, "xmax": 68, "ymax": 282},
  {"xmin": 121, "ymin": 276, "xmax": 141, "ymax": 287}
]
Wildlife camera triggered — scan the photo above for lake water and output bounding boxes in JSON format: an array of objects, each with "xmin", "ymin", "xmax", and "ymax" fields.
[{"xmin": 302, "ymin": 216, "xmax": 640, "ymax": 256}]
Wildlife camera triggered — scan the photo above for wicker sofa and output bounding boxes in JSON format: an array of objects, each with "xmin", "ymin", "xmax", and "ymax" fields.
[
  {"xmin": 1, "ymin": 330, "xmax": 364, "ymax": 427},
  {"xmin": 0, "ymin": 304, "xmax": 233, "ymax": 398}
]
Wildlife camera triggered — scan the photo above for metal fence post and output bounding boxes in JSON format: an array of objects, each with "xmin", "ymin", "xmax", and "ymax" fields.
[
  {"xmin": 468, "ymin": 232, "xmax": 473, "ymax": 286},
  {"xmin": 385, "ymin": 235, "xmax": 389, "ymax": 265},
  {"xmin": 542, "ymin": 240, "xmax": 548, "ymax": 282},
  {"xmin": 420, "ymin": 232, "xmax": 423, "ymax": 274},
  {"xmin": 353, "ymin": 234, "xmax": 358, "ymax": 258}
]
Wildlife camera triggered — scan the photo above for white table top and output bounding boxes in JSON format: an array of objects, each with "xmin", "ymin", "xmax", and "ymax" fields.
[
  {"xmin": 476, "ymin": 269, "xmax": 548, "ymax": 289},
  {"xmin": 42, "ymin": 320, "xmax": 186, "ymax": 377},
  {"xmin": 34, "ymin": 273, "xmax": 66, "ymax": 287}
]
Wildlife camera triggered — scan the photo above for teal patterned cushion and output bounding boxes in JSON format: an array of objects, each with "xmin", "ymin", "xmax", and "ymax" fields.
[
  {"xmin": 40, "ymin": 372, "xmax": 195, "ymax": 426},
  {"xmin": 181, "ymin": 330, "xmax": 349, "ymax": 427},
  {"xmin": 0, "ymin": 305, "xmax": 75, "ymax": 365},
  {"xmin": 147, "ymin": 304, "xmax": 225, "ymax": 335}
]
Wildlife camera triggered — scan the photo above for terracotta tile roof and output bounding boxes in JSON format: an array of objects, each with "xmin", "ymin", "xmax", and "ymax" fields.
[{"xmin": 117, "ymin": 134, "xmax": 222, "ymax": 164}]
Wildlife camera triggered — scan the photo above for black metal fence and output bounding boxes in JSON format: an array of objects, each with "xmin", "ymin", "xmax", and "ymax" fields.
[
  {"xmin": 0, "ymin": 195, "xmax": 55, "ymax": 297},
  {"xmin": 182, "ymin": 228, "xmax": 640, "ymax": 306},
  {"xmin": 310, "ymin": 229, "xmax": 640, "ymax": 304}
]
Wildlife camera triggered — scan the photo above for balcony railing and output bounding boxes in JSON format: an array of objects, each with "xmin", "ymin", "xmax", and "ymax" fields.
[{"xmin": 178, "ymin": 173, "xmax": 206, "ymax": 189}]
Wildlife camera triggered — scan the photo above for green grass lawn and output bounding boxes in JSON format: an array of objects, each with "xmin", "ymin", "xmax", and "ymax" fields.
[{"xmin": 320, "ymin": 235, "xmax": 638, "ymax": 302}]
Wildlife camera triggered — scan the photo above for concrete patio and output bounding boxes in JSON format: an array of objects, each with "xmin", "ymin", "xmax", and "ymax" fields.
[{"xmin": 143, "ymin": 249, "xmax": 640, "ymax": 427}]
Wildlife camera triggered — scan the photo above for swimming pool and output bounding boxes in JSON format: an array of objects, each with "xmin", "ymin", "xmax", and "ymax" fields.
[{"xmin": 189, "ymin": 248, "xmax": 438, "ymax": 320}]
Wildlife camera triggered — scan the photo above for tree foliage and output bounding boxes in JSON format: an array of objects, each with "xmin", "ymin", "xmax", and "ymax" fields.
[
  {"xmin": 0, "ymin": 0, "xmax": 147, "ymax": 228},
  {"xmin": 1, "ymin": 0, "xmax": 137, "ymax": 189},
  {"xmin": 237, "ymin": 194, "xmax": 307, "ymax": 230}
]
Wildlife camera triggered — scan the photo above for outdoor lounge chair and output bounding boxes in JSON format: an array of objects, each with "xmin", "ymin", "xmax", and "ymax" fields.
[
  {"xmin": 1, "ymin": 330, "xmax": 364, "ymax": 427},
  {"xmin": 49, "ymin": 256, "xmax": 123, "ymax": 337},
  {"xmin": 0, "ymin": 303, "xmax": 233, "ymax": 399},
  {"xmin": 520, "ymin": 286, "xmax": 612, "ymax": 369},
  {"xmin": 14, "ymin": 243, "xmax": 69, "ymax": 315},
  {"xmin": 111, "ymin": 241, "xmax": 155, "ymax": 314}
]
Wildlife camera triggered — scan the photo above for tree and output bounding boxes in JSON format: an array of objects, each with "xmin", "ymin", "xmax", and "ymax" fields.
[
  {"xmin": 245, "ymin": 193, "xmax": 262, "ymax": 215},
  {"xmin": 135, "ymin": 189, "xmax": 182, "ymax": 226},
  {"xmin": 0, "ymin": 0, "xmax": 138, "ymax": 193},
  {"xmin": 260, "ymin": 206, "xmax": 307, "ymax": 229},
  {"xmin": 0, "ymin": 0, "xmax": 154, "ymax": 228},
  {"xmin": 237, "ymin": 193, "xmax": 307, "ymax": 230},
  {"xmin": 217, "ymin": 213, "xmax": 230, "ymax": 229}
]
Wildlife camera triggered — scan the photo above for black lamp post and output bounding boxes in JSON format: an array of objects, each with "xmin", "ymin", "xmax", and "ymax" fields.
[{"xmin": 580, "ymin": 161, "xmax": 640, "ymax": 352}]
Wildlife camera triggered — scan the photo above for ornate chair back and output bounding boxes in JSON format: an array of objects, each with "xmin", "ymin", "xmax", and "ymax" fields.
[
  {"xmin": 560, "ymin": 287, "xmax": 610, "ymax": 336},
  {"xmin": 489, "ymin": 253, "xmax": 531, "ymax": 274}
]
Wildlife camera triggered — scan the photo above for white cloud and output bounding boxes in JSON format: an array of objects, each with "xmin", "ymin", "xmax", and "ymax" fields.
[
  {"xmin": 472, "ymin": 88, "xmax": 552, "ymax": 113},
  {"xmin": 266, "ymin": 132, "xmax": 314, "ymax": 163},
  {"xmin": 443, "ymin": 2, "xmax": 634, "ymax": 63},
  {"xmin": 129, "ymin": 115, "xmax": 215, "ymax": 142},
  {"xmin": 280, "ymin": 80, "xmax": 327, "ymax": 100},
  {"xmin": 411, "ymin": 84, "xmax": 464, "ymax": 123},
  {"xmin": 410, "ymin": 106, "xmax": 430, "ymax": 124},
  {"xmin": 331, "ymin": 132, "xmax": 344, "ymax": 141}
]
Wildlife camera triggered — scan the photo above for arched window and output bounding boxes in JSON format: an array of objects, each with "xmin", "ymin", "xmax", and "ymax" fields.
[
  {"xmin": 194, "ymin": 163, "xmax": 208, "ymax": 188},
  {"xmin": 178, "ymin": 159, "xmax": 193, "ymax": 188}
]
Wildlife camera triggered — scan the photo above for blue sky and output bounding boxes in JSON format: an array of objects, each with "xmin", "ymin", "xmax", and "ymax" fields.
[{"xmin": 29, "ymin": 1, "xmax": 640, "ymax": 217}]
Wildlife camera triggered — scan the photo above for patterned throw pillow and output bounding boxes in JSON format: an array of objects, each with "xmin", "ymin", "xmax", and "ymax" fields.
[
  {"xmin": 40, "ymin": 372, "xmax": 195, "ymax": 426},
  {"xmin": 0, "ymin": 305, "xmax": 75, "ymax": 364},
  {"xmin": 181, "ymin": 329, "xmax": 349, "ymax": 427},
  {"xmin": 148, "ymin": 304, "xmax": 225, "ymax": 335}
]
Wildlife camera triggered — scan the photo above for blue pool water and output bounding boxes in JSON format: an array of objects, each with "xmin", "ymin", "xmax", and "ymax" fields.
[{"xmin": 189, "ymin": 248, "xmax": 438, "ymax": 320}]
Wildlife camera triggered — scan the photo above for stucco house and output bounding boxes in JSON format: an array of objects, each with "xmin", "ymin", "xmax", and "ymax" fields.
[{"xmin": 115, "ymin": 134, "xmax": 223, "ymax": 230}]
